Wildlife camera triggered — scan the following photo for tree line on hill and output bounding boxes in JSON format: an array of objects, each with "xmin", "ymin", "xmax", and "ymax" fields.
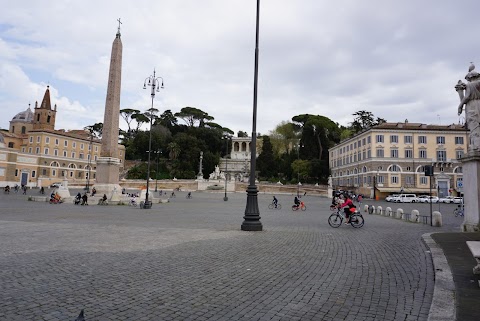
[{"xmin": 84, "ymin": 108, "xmax": 385, "ymax": 184}]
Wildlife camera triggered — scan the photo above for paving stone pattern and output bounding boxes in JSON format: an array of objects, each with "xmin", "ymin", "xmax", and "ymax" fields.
[{"xmin": 0, "ymin": 192, "xmax": 452, "ymax": 320}]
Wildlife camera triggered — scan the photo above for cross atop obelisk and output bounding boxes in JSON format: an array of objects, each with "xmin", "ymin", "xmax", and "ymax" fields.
[{"xmin": 117, "ymin": 18, "xmax": 122, "ymax": 36}]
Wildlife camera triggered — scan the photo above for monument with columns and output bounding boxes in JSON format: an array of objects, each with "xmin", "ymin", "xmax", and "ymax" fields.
[
  {"xmin": 455, "ymin": 62, "xmax": 480, "ymax": 231},
  {"xmin": 94, "ymin": 20, "xmax": 123, "ymax": 201}
]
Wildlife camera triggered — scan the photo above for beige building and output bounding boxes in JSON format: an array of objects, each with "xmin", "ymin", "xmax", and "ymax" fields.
[
  {"xmin": 0, "ymin": 86, "xmax": 125, "ymax": 188},
  {"xmin": 329, "ymin": 122, "xmax": 468, "ymax": 199}
]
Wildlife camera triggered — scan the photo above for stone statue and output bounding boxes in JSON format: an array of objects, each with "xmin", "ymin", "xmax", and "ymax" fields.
[{"xmin": 456, "ymin": 62, "xmax": 480, "ymax": 152}]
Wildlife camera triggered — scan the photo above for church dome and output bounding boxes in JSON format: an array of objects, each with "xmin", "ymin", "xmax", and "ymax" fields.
[{"xmin": 11, "ymin": 107, "xmax": 34, "ymax": 123}]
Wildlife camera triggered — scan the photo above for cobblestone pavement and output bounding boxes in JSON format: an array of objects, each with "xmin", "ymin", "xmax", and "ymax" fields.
[{"xmin": 0, "ymin": 192, "xmax": 456, "ymax": 320}]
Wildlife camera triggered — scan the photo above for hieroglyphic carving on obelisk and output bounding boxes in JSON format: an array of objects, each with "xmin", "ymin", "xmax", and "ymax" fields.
[{"xmin": 95, "ymin": 20, "xmax": 123, "ymax": 193}]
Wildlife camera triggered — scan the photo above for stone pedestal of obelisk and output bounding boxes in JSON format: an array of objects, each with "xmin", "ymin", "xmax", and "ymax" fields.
[
  {"xmin": 461, "ymin": 151, "xmax": 480, "ymax": 232},
  {"xmin": 94, "ymin": 26, "xmax": 123, "ymax": 203}
]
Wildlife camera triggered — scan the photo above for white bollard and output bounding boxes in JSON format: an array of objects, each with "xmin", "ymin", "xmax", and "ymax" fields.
[
  {"xmin": 396, "ymin": 208, "xmax": 403, "ymax": 219},
  {"xmin": 432, "ymin": 211, "xmax": 443, "ymax": 227},
  {"xmin": 377, "ymin": 206, "xmax": 383, "ymax": 215},
  {"xmin": 411, "ymin": 210, "xmax": 420, "ymax": 223},
  {"xmin": 385, "ymin": 207, "xmax": 393, "ymax": 217},
  {"xmin": 364, "ymin": 204, "xmax": 369, "ymax": 213}
]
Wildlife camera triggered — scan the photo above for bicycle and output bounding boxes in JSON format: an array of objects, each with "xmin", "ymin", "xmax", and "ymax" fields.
[
  {"xmin": 129, "ymin": 199, "xmax": 138, "ymax": 207},
  {"xmin": 186, "ymin": 194, "xmax": 192, "ymax": 199},
  {"xmin": 268, "ymin": 202, "xmax": 282, "ymax": 210},
  {"xmin": 292, "ymin": 202, "xmax": 306, "ymax": 211},
  {"xmin": 453, "ymin": 205, "xmax": 464, "ymax": 217},
  {"xmin": 328, "ymin": 207, "xmax": 364, "ymax": 228},
  {"xmin": 98, "ymin": 199, "xmax": 108, "ymax": 206}
]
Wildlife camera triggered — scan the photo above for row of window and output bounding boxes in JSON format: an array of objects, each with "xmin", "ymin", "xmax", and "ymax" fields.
[
  {"xmin": 334, "ymin": 175, "xmax": 434, "ymax": 186},
  {"xmin": 339, "ymin": 136, "xmax": 372, "ymax": 154},
  {"xmin": 337, "ymin": 135, "xmax": 465, "ymax": 155},
  {"xmin": 375, "ymin": 149, "xmax": 464, "ymax": 161},
  {"xmin": 334, "ymin": 149, "xmax": 464, "ymax": 166},
  {"xmin": 29, "ymin": 136, "xmax": 96, "ymax": 151},
  {"xmin": 21, "ymin": 146, "xmax": 98, "ymax": 160},
  {"xmin": 335, "ymin": 164, "xmax": 461, "ymax": 177},
  {"xmin": 14, "ymin": 168, "xmax": 96, "ymax": 179},
  {"xmin": 375, "ymin": 135, "xmax": 464, "ymax": 145}
]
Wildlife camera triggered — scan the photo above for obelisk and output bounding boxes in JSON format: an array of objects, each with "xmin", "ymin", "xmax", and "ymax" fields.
[{"xmin": 94, "ymin": 20, "xmax": 123, "ymax": 199}]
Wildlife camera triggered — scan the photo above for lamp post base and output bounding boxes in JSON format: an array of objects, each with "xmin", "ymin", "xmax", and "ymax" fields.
[
  {"xmin": 223, "ymin": 196, "xmax": 229, "ymax": 201},
  {"xmin": 241, "ymin": 185, "xmax": 263, "ymax": 231}
]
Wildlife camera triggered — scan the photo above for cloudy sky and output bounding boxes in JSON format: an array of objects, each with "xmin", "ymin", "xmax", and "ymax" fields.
[{"xmin": 0, "ymin": 0, "xmax": 477, "ymax": 136}]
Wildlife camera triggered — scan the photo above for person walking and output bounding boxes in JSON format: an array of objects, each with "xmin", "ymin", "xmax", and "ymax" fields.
[{"xmin": 81, "ymin": 193, "xmax": 88, "ymax": 205}]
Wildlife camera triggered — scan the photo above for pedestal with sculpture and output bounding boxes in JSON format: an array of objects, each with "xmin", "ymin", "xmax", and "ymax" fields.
[{"xmin": 455, "ymin": 62, "xmax": 480, "ymax": 231}]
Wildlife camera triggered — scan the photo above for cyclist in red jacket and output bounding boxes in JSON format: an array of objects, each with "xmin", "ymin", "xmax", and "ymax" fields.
[{"xmin": 338, "ymin": 194, "xmax": 355, "ymax": 224}]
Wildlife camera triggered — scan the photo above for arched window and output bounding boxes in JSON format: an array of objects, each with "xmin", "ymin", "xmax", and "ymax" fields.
[
  {"xmin": 388, "ymin": 164, "xmax": 401, "ymax": 172},
  {"xmin": 21, "ymin": 126, "xmax": 26, "ymax": 134}
]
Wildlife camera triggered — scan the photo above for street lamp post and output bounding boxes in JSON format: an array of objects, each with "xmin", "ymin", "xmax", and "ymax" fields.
[
  {"xmin": 154, "ymin": 149, "xmax": 161, "ymax": 192},
  {"xmin": 143, "ymin": 69, "xmax": 164, "ymax": 209},
  {"xmin": 241, "ymin": 0, "xmax": 263, "ymax": 231}
]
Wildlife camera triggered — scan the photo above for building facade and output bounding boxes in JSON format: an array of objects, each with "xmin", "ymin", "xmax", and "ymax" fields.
[
  {"xmin": 328, "ymin": 122, "xmax": 467, "ymax": 198},
  {"xmin": 0, "ymin": 86, "xmax": 125, "ymax": 188}
]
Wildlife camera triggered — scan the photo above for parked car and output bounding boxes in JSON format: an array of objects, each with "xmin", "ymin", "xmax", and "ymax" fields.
[
  {"xmin": 385, "ymin": 194, "xmax": 399, "ymax": 202},
  {"xmin": 417, "ymin": 195, "xmax": 430, "ymax": 203},
  {"xmin": 439, "ymin": 196, "xmax": 455, "ymax": 203},
  {"xmin": 452, "ymin": 197, "xmax": 464, "ymax": 204},
  {"xmin": 50, "ymin": 182, "xmax": 62, "ymax": 188},
  {"xmin": 425, "ymin": 196, "xmax": 439, "ymax": 203},
  {"xmin": 392, "ymin": 193, "xmax": 418, "ymax": 203}
]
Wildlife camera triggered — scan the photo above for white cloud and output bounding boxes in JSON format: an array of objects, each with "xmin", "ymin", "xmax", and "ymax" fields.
[{"xmin": 0, "ymin": 0, "xmax": 477, "ymax": 135}]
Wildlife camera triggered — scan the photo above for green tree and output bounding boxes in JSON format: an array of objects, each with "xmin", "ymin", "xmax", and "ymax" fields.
[
  {"xmin": 256, "ymin": 135, "xmax": 276, "ymax": 179},
  {"xmin": 157, "ymin": 109, "xmax": 178, "ymax": 130},
  {"xmin": 168, "ymin": 142, "xmax": 181, "ymax": 160},
  {"xmin": 291, "ymin": 159, "xmax": 311, "ymax": 183},
  {"xmin": 269, "ymin": 121, "xmax": 301, "ymax": 156},
  {"xmin": 174, "ymin": 107, "xmax": 214, "ymax": 127},
  {"xmin": 84, "ymin": 123, "xmax": 103, "ymax": 139},
  {"xmin": 120, "ymin": 108, "xmax": 141, "ymax": 133},
  {"xmin": 350, "ymin": 110, "xmax": 387, "ymax": 134}
]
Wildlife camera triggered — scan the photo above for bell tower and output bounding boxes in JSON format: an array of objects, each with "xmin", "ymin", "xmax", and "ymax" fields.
[{"xmin": 33, "ymin": 86, "xmax": 57, "ymax": 130}]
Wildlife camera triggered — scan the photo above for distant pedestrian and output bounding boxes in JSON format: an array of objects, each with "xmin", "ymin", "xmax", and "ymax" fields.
[
  {"xmin": 22, "ymin": 185, "xmax": 27, "ymax": 195},
  {"xmin": 81, "ymin": 193, "xmax": 88, "ymax": 205}
]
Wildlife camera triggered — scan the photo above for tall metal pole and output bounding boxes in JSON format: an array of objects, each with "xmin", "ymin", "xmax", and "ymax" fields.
[
  {"xmin": 428, "ymin": 176, "xmax": 433, "ymax": 226},
  {"xmin": 242, "ymin": 0, "xmax": 262, "ymax": 231},
  {"xmin": 143, "ymin": 69, "xmax": 164, "ymax": 209},
  {"xmin": 155, "ymin": 149, "xmax": 160, "ymax": 192},
  {"xmin": 145, "ymin": 107, "xmax": 153, "ymax": 207}
]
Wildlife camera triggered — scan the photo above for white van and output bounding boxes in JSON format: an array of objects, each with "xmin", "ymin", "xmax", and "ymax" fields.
[{"xmin": 392, "ymin": 194, "xmax": 418, "ymax": 203}]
